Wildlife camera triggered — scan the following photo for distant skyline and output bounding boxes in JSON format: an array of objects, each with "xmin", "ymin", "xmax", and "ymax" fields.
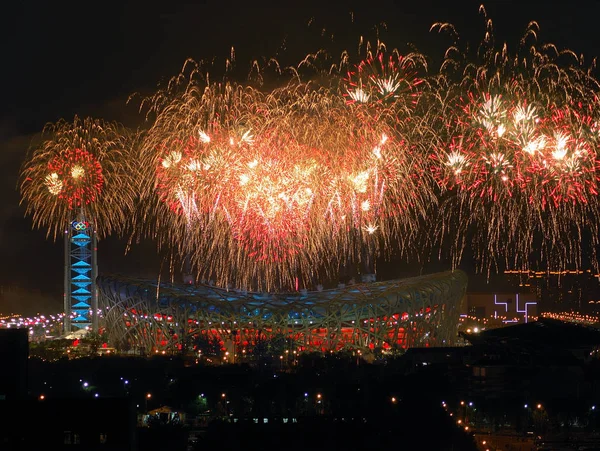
[{"xmin": 2, "ymin": 1, "xmax": 600, "ymax": 314}]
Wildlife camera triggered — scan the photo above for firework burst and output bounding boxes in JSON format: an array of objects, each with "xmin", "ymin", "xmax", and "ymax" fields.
[
  {"xmin": 20, "ymin": 117, "xmax": 136, "ymax": 239},
  {"xmin": 344, "ymin": 45, "xmax": 424, "ymax": 109},
  {"xmin": 133, "ymin": 55, "xmax": 434, "ymax": 291},
  {"xmin": 429, "ymin": 7, "xmax": 600, "ymax": 273}
]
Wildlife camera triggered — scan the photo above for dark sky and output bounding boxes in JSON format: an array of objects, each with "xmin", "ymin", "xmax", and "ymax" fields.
[{"xmin": 1, "ymin": 0, "xmax": 600, "ymax": 314}]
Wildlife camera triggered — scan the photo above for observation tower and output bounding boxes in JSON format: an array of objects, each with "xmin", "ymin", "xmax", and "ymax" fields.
[{"xmin": 63, "ymin": 218, "xmax": 98, "ymax": 333}]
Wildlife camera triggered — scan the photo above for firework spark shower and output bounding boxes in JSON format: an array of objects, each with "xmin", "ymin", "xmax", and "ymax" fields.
[
  {"xmin": 20, "ymin": 117, "xmax": 136, "ymax": 239},
  {"xmin": 19, "ymin": 8, "xmax": 600, "ymax": 291},
  {"xmin": 134, "ymin": 76, "xmax": 431, "ymax": 291}
]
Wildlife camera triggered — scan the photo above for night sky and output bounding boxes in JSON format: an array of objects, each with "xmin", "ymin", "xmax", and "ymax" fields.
[{"xmin": 2, "ymin": 1, "xmax": 600, "ymax": 314}]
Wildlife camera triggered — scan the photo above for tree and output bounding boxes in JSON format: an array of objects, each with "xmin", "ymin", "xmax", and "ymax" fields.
[
  {"xmin": 250, "ymin": 333, "xmax": 296, "ymax": 364},
  {"xmin": 193, "ymin": 334, "xmax": 222, "ymax": 360},
  {"xmin": 80, "ymin": 332, "xmax": 104, "ymax": 356}
]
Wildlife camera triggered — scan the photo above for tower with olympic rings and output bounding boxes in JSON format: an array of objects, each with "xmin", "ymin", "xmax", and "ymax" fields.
[{"xmin": 64, "ymin": 218, "xmax": 98, "ymax": 333}]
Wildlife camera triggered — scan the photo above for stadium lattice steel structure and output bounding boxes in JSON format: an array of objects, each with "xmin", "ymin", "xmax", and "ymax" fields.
[{"xmin": 98, "ymin": 270, "xmax": 467, "ymax": 354}]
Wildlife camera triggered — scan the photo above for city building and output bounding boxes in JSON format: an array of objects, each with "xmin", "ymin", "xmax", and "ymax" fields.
[
  {"xmin": 0, "ymin": 398, "xmax": 137, "ymax": 450},
  {"xmin": 0, "ymin": 328, "xmax": 28, "ymax": 401}
]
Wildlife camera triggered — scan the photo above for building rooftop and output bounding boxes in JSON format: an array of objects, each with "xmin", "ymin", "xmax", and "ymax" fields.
[{"xmin": 463, "ymin": 318, "xmax": 600, "ymax": 350}]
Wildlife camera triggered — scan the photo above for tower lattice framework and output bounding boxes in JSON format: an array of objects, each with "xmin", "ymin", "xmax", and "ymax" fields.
[{"xmin": 63, "ymin": 217, "xmax": 98, "ymax": 333}]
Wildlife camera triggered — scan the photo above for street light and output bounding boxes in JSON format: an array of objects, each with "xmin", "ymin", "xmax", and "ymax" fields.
[
  {"xmin": 145, "ymin": 393, "xmax": 152, "ymax": 412},
  {"xmin": 221, "ymin": 393, "xmax": 228, "ymax": 416}
]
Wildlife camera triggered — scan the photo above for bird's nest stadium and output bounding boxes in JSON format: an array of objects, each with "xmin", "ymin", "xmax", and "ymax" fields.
[{"xmin": 98, "ymin": 270, "xmax": 467, "ymax": 355}]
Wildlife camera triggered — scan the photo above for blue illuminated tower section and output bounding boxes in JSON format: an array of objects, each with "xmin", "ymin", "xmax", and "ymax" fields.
[{"xmin": 64, "ymin": 218, "xmax": 98, "ymax": 333}]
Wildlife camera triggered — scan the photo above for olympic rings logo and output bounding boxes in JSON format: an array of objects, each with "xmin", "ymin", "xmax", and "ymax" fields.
[{"xmin": 71, "ymin": 221, "xmax": 89, "ymax": 231}]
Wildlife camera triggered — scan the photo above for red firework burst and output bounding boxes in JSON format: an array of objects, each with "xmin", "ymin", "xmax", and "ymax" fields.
[
  {"xmin": 525, "ymin": 105, "xmax": 600, "ymax": 208},
  {"xmin": 46, "ymin": 148, "xmax": 104, "ymax": 209}
]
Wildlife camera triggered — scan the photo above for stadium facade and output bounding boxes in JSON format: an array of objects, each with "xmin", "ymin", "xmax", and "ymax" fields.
[{"xmin": 98, "ymin": 270, "xmax": 467, "ymax": 354}]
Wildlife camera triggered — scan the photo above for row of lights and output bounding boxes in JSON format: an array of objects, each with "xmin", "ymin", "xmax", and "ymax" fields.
[{"xmin": 541, "ymin": 311, "xmax": 600, "ymax": 324}]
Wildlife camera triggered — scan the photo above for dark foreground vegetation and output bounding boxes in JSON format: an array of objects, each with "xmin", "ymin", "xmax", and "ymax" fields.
[{"xmin": 23, "ymin": 352, "xmax": 477, "ymax": 450}]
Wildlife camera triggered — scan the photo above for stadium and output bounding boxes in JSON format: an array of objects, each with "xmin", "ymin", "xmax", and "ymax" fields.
[{"xmin": 98, "ymin": 270, "xmax": 467, "ymax": 355}]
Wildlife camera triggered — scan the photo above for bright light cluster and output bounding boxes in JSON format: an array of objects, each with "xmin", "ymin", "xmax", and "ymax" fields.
[
  {"xmin": 0, "ymin": 313, "xmax": 65, "ymax": 337},
  {"xmin": 45, "ymin": 148, "xmax": 104, "ymax": 208}
]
